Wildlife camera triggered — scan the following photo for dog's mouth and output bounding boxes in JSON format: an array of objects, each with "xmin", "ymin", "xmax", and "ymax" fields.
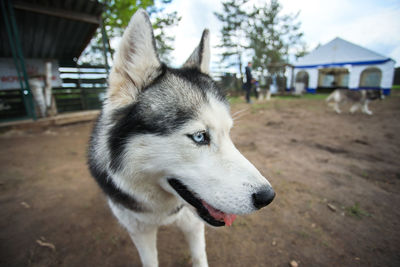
[{"xmin": 168, "ymin": 178, "xmax": 237, "ymax": 227}]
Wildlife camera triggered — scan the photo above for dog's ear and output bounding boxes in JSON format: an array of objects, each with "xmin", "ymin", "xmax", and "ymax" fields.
[
  {"xmin": 183, "ymin": 29, "xmax": 210, "ymax": 74},
  {"xmin": 108, "ymin": 9, "xmax": 161, "ymax": 107}
]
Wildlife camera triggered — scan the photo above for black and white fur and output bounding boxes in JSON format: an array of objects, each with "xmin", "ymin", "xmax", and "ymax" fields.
[
  {"xmin": 88, "ymin": 9, "xmax": 274, "ymax": 267},
  {"xmin": 326, "ymin": 89, "xmax": 383, "ymax": 115}
]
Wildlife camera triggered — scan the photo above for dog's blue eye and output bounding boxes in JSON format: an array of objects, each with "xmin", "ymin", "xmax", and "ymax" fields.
[
  {"xmin": 188, "ymin": 131, "xmax": 209, "ymax": 145},
  {"xmin": 193, "ymin": 132, "xmax": 205, "ymax": 142}
]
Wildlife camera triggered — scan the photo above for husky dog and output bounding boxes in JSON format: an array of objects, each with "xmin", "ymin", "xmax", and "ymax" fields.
[
  {"xmin": 88, "ymin": 9, "xmax": 275, "ymax": 267},
  {"xmin": 326, "ymin": 89, "xmax": 382, "ymax": 115}
]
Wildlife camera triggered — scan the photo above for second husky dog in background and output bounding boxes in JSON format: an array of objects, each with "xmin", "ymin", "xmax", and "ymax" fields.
[
  {"xmin": 326, "ymin": 89, "xmax": 382, "ymax": 115},
  {"xmin": 88, "ymin": 9, "xmax": 275, "ymax": 267}
]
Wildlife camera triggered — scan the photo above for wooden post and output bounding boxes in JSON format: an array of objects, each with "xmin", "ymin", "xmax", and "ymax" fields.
[
  {"xmin": 77, "ymin": 65, "xmax": 87, "ymax": 110},
  {"xmin": 45, "ymin": 61, "xmax": 57, "ymax": 116}
]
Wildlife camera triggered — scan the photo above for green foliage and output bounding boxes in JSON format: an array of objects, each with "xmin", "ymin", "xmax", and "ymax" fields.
[
  {"xmin": 346, "ymin": 203, "xmax": 371, "ymax": 218},
  {"xmin": 80, "ymin": 0, "xmax": 180, "ymax": 64},
  {"xmin": 228, "ymin": 96, "xmax": 245, "ymax": 104},
  {"xmin": 152, "ymin": 10, "xmax": 181, "ymax": 62},
  {"xmin": 215, "ymin": 0, "xmax": 306, "ymax": 77},
  {"xmin": 214, "ymin": 0, "xmax": 250, "ymax": 77},
  {"xmin": 247, "ymin": 0, "xmax": 305, "ymax": 75},
  {"xmin": 295, "ymin": 43, "xmax": 309, "ymax": 60},
  {"xmin": 274, "ymin": 94, "xmax": 329, "ymax": 100},
  {"xmin": 103, "ymin": 0, "xmax": 155, "ymax": 35}
]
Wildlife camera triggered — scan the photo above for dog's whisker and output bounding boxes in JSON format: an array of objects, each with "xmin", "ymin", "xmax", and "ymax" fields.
[
  {"xmin": 232, "ymin": 112, "xmax": 249, "ymax": 121},
  {"xmin": 232, "ymin": 111, "xmax": 250, "ymax": 120},
  {"xmin": 231, "ymin": 108, "xmax": 249, "ymax": 118}
]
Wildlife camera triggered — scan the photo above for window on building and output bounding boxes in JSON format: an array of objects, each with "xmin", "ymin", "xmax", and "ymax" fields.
[{"xmin": 359, "ymin": 67, "xmax": 382, "ymax": 88}]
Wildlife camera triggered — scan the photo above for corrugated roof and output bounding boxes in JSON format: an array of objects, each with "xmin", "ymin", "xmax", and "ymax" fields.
[
  {"xmin": 294, "ymin": 37, "xmax": 393, "ymax": 67},
  {"xmin": 0, "ymin": 0, "xmax": 103, "ymax": 65}
]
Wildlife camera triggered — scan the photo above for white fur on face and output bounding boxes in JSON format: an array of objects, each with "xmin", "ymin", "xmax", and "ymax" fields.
[
  {"xmin": 114, "ymin": 94, "xmax": 271, "ymax": 215},
  {"xmin": 99, "ymin": 10, "xmax": 269, "ymax": 218}
]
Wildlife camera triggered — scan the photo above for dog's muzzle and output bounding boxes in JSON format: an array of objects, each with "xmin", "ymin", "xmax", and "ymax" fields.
[{"xmin": 168, "ymin": 178, "xmax": 275, "ymax": 227}]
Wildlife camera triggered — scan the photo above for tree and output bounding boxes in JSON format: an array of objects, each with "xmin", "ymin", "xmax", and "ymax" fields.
[
  {"xmin": 214, "ymin": 0, "xmax": 250, "ymax": 78},
  {"xmin": 295, "ymin": 43, "xmax": 309, "ymax": 60},
  {"xmin": 247, "ymin": 0, "xmax": 305, "ymax": 76},
  {"xmin": 80, "ymin": 0, "xmax": 180, "ymax": 65}
]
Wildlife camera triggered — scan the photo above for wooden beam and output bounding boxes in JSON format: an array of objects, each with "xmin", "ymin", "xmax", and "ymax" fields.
[{"xmin": 13, "ymin": 1, "xmax": 101, "ymax": 25}]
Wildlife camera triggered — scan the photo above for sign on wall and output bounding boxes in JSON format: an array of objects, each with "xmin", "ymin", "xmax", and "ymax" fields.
[{"xmin": 0, "ymin": 58, "xmax": 62, "ymax": 90}]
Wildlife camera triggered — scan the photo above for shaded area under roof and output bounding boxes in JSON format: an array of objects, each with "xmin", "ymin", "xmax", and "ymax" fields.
[{"xmin": 0, "ymin": 0, "xmax": 103, "ymax": 66}]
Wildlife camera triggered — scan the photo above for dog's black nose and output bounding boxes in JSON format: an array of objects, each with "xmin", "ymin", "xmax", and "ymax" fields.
[{"xmin": 252, "ymin": 188, "xmax": 275, "ymax": 209}]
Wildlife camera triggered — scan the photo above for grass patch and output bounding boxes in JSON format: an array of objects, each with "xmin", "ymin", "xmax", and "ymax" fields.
[
  {"xmin": 392, "ymin": 85, "xmax": 400, "ymax": 90},
  {"xmin": 231, "ymin": 217, "xmax": 249, "ymax": 228},
  {"xmin": 302, "ymin": 93, "xmax": 330, "ymax": 99},
  {"xmin": 228, "ymin": 93, "xmax": 329, "ymax": 105},
  {"xmin": 250, "ymin": 102, "xmax": 276, "ymax": 113},
  {"xmin": 251, "ymin": 103, "xmax": 268, "ymax": 110},
  {"xmin": 228, "ymin": 96, "xmax": 245, "ymax": 105},
  {"xmin": 272, "ymin": 95, "xmax": 301, "ymax": 100},
  {"xmin": 269, "ymin": 93, "xmax": 329, "ymax": 101},
  {"xmin": 346, "ymin": 202, "xmax": 371, "ymax": 218},
  {"xmin": 297, "ymin": 230, "xmax": 310, "ymax": 239},
  {"xmin": 321, "ymin": 240, "xmax": 330, "ymax": 247}
]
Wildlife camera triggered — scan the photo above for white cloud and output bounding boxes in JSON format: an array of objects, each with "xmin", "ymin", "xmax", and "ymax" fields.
[
  {"xmin": 280, "ymin": 0, "xmax": 400, "ymax": 63},
  {"xmin": 162, "ymin": 0, "xmax": 400, "ymax": 68},
  {"xmin": 164, "ymin": 0, "xmax": 223, "ymax": 67}
]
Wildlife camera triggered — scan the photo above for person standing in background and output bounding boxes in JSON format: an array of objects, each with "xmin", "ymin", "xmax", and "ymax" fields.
[{"xmin": 245, "ymin": 62, "xmax": 254, "ymax": 103}]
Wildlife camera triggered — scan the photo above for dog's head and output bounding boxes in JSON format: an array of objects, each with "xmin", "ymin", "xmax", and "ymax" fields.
[
  {"xmin": 366, "ymin": 89, "xmax": 383, "ymax": 101},
  {"xmin": 105, "ymin": 9, "xmax": 274, "ymax": 227}
]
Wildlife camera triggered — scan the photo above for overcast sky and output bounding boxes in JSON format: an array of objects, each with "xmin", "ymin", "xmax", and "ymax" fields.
[{"xmin": 162, "ymin": 0, "xmax": 400, "ymax": 70}]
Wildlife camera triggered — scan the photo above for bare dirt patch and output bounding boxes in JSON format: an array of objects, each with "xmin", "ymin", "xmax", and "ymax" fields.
[{"xmin": 1, "ymin": 92, "xmax": 400, "ymax": 267}]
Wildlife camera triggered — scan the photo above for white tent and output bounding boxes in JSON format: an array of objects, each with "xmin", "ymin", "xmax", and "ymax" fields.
[{"xmin": 287, "ymin": 37, "xmax": 395, "ymax": 95}]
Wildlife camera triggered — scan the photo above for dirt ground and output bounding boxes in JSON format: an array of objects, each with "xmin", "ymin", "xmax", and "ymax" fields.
[{"xmin": 1, "ymin": 92, "xmax": 400, "ymax": 267}]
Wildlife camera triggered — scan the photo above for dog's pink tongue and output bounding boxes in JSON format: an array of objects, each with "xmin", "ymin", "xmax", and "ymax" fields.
[
  {"xmin": 223, "ymin": 214, "xmax": 237, "ymax": 227},
  {"xmin": 202, "ymin": 201, "xmax": 237, "ymax": 226}
]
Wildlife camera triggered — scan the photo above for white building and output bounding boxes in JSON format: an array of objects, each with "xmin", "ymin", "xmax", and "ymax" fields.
[{"xmin": 287, "ymin": 37, "xmax": 395, "ymax": 95}]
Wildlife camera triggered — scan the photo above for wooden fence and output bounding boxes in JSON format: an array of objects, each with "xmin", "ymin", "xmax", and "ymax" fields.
[
  {"xmin": 54, "ymin": 65, "xmax": 108, "ymax": 113},
  {"xmin": 0, "ymin": 65, "xmax": 108, "ymax": 121},
  {"xmin": 0, "ymin": 89, "xmax": 27, "ymax": 121}
]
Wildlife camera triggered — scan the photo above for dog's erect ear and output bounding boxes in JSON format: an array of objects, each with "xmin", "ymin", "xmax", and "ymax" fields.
[
  {"xmin": 108, "ymin": 9, "xmax": 161, "ymax": 107},
  {"xmin": 183, "ymin": 29, "xmax": 210, "ymax": 74}
]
